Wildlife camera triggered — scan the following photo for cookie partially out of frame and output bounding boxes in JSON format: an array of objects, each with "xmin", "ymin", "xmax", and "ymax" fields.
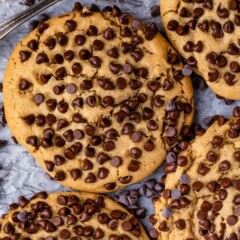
[
  {"xmin": 3, "ymin": 5, "xmax": 193, "ymax": 193},
  {"xmin": 153, "ymin": 116, "xmax": 240, "ymax": 239},
  {"xmin": 161, "ymin": 0, "xmax": 240, "ymax": 100},
  {"xmin": 0, "ymin": 191, "xmax": 149, "ymax": 239}
]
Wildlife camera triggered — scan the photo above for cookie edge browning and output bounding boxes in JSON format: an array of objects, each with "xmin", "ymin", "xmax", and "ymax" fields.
[
  {"xmin": 0, "ymin": 191, "xmax": 150, "ymax": 239},
  {"xmin": 160, "ymin": 0, "xmax": 240, "ymax": 100},
  {"xmin": 3, "ymin": 9, "xmax": 194, "ymax": 193}
]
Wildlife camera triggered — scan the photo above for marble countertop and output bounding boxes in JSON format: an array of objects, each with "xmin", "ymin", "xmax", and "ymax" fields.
[{"xmin": 0, "ymin": 0, "xmax": 239, "ymax": 231}]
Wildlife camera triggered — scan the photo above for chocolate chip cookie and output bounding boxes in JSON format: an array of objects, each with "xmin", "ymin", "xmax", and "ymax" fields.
[
  {"xmin": 161, "ymin": 0, "xmax": 240, "ymax": 100},
  {"xmin": 3, "ymin": 5, "xmax": 193, "ymax": 192},
  {"xmin": 153, "ymin": 115, "xmax": 240, "ymax": 239},
  {"xmin": 0, "ymin": 191, "xmax": 149, "ymax": 239}
]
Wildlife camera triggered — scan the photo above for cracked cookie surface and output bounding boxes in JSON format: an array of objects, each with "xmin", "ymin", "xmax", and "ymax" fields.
[
  {"xmin": 0, "ymin": 191, "xmax": 149, "ymax": 239},
  {"xmin": 3, "ymin": 6, "xmax": 193, "ymax": 193},
  {"xmin": 153, "ymin": 117, "xmax": 240, "ymax": 239},
  {"xmin": 160, "ymin": 0, "xmax": 240, "ymax": 100}
]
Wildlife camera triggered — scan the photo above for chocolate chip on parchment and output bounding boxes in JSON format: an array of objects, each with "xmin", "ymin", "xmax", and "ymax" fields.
[{"xmin": 151, "ymin": 5, "xmax": 160, "ymax": 17}]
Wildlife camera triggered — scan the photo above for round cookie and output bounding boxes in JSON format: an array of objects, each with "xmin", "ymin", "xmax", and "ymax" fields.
[
  {"xmin": 0, "ymin": 191, "xmax": 149, "ymax": 239},
  {"xmin": 3, "ymin": 5, "xmax": 193, "ymax": 192},
  {"xmin": 160, "ymin": 0, "xmax": 240, "ymax": 100},
  {"xmin": 153, "ymin": 116, "xmax": 240, "ymax": 239}
]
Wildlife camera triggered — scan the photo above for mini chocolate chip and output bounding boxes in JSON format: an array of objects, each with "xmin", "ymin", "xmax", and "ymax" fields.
[
  {"xmin": 103, "ymin": 141, "xmax": 115, "ymax": 152},
  {"xmin": 19, "ymin": 51, "xmax": 31, "ymax": 62},
  {"xmin": 89, "ymin": 56, "xmax": 101, "ymax": 68},
  {"xmin": 217, "ymin": 4, "xmax": 229, "ymax": 18},
  {"xmin": 36, "ymin": 53, "xmax": 49, "ymax": 64},
  {"xmin": 35, "ymin": 114, "xmax": 45, "ymax": 126},
  {"xmin": 74, "ymin": 35, "xmax": 85, "ymax": 46},
  {"xmin": 57, "ymin": 119, "xmax": 69, "ymax": 131},
  {"xmin": 111, "ymin": 5, "xmax": 121, "ymax": 17},
  {"xmin": 93, "ymin": 39, "xmax": 104, "ymax": 51},
  {"xmin": 118, "ymin": 13, "xmax": 129, "ymax": 25},
  {"xmin": 65, "ymin": 20, "xmax": 77, "ymax": 32},
  {"xmin": 151, "ymin": 5, "xmax": 160, "ymax": 17},
  {"xmin": 66, "ymin": 84, "xmax": 77, "ymax": 94},
  {"xmin": 198, "ymin": 20, "xmax": 209, "ymax": 32},
  {"xmin": 208, "ymin": 68, "xmax": 219, "ymax": 82},
  {"xmin": 219, "ymin": 160, "xmax": 231, "ymax": 171},
  {"xmin": 85, "ymin": 172, "xmax": 96, "ymax": 183},
  {"xmin": 103, "ymin": 28, "xmax": 115, "ymax": 40},
  {"xmin": 72, "ymin": 63, "xmax": 82, "ymax": 75},
  {"xmin": 162, "ymin": 207, "xmax": 173, "ymax": 217},
  {"xmin": 224, "ymin": 72, "xmax": 236, "ymax": 86},
  {"xmin": 131, "ymin": 132, "xmax": 142, "ymax": 143},
  {"xmin": 227, "ymin": 215, "xmax": 238, "ymax": 226},
  {"xmin": 121, "ymin": 42, "xmax": 132, "ymax": 54},
  {"xmin": 27, "ymin": 39, "xmax": 38, "ymax": 51},
  {"xmin": 102, "ymin": 96, "xmax": 114, "ymax": 107},
  {"xmin": 132, "ymin": 19, "xmax": 142, "ymax": 30},
  {"xmin": 147, "ymin": 81, "xmax": 160, "ymax": 92},
  {"xmin": 198, "ymin": 163, "xmax": 210, "ymax": 175},
  {"xmin": 123, "ymin": 63, "xmax": 133, "ymax": 74},
  {"xmin": 203, "ymin": 0, "xmax": 213, "ymax": 9},
  {"xmin": 210, "ymin": 20, "xmax": 223, "ymax": 38},
  {"xmin": 23, "ymin": 114, "xmax": 35, "ymax": 125},
  {"xmin": 64, "ymin": 50, "xmax": 74, "ymax": 61},
  {"xmin": 116, "ymin": 77, "xmax": 127, "ymax": 89},
  {"xmin": 230, "ymin": 61, "xmax": 240, "ymax": 73},
  {"xmin": 37, "ymin": 22, "xmax": 49, "ymax": 34},
  {"xmin": 118, "ymin": 176, "xmax": 132, "ymax": 184},
  {"xmin": 121, "ymin": 26, "xmax": 132, "ymax": 38},
  {"xmin": 19, "ymin": 79, "xmax": 31, "ymax": 90},
  {"xmin": 34, "ymin": 93, "xmax": 44, "ymax": 105},
  {"xmin": 45, "ymin": 114, "xmax": 56, "ymax": 126},
  {"xmin": 109, "ymin": 61, "xmax": 122, "ymax": 74},
  {"xmin": 87, "ymin": 25, "xmax": 98, "ymax": 36},
  {"xmin": 57, "ymin": 33, "xmax": 68, "ymax": 46},
  {"xmin": 176, "ymin": 25, "xmax": 189, "ymax": 35},
  {"xmin": 111, "ymin": 156, "xmax": 122, "ymax": 167},
  {"xmin": 223, "ymin": 21, "xmax": 234, "ymax": 34},
  {"xmin": 193, "ymin": 7, "xmax": 204, "ymax": 18},
  {"xmin": 72, "ymin": 2, "xmax": 83, "ymax": 11},
  {"xmin": 167, "ymin": 20, "xmax": 178, "ymax": 31},
  {"xmin": 84, "ymin": 95, "xmax": 95, "ymax": 107},
  {"xmin": 153, "ymin": 95, "xmax": 164, "ymax": 107},
  {"xmin": 53, "ymin": 85, "xmax": 65, "ymax": 95},
  {"xmin": 55, "ymin": 67, "xmax": 67, "ymax": 79},
  {"xmin": 144, "ymin": 140, "xmax": 155, "ymax": 151},
  {"xmin": 40, "ymin": 74, "xmax": 52, "ymax": 84},
  {"xmin": 180, "ymin": 7, "xmax": 191, "ymax": 18},
  {"xmin": 44, "ymin": 38, "xmax": 56, "ymax": 50},
  {"xmin": 107, "ymin": 47, "xmax": 119, "ymax": 58},
  {"xmin": 53, "ymin": 54, "xmax": 64, "ymax": 64}
]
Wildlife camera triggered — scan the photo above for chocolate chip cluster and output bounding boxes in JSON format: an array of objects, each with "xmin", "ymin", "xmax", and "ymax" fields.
[
  {"xmin": 152, "ymin": 107, "xmax": 240, "ymax": 239},
  {"xmin": 0, "ymin": 192, "xmax": 147, "ymax": 239},
  {"xmin": 163, "ymin": 0, "xmax": 240, "ymax": 99},
  {"xmin": 6, "ymin": 3, "xmax": 194, "ymax": 193}
]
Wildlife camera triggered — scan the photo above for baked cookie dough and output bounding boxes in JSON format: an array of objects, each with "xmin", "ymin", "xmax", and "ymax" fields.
[
  {"xmin": 0, "ymin": 191, "xmax": 149, "ymax": 239},
  {"xmin": 153, "ymin": 116, "xmax": 240, "ymax": 239},
  {"xmin": 161, "ymin": 0, "xmax": 240, "ymax": 100},
  {"xmin": 3, "ymin": 5, "xmax": 193, "ymax": 192}
]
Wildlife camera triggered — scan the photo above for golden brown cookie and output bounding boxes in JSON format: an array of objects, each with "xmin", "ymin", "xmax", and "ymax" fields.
[
  {"xmin": 153, "ymin": 116, "xmax": 240, "ymax": 239},
  {"xmin": 3, "ymin": 5, "xmax": 193, "ymax": 193},
  {"xmin": 0, "ymin": 191, "xmax": 149, "ymax": 239},
  {"xmin": 161, "ymin": 0, "xmax": 240, "ymax": 100}
]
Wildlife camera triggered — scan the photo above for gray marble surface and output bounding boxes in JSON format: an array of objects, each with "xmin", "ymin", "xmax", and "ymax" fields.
[{"xmin": 0, "ymin": 0, "xmax": 239, "ymax": 232}]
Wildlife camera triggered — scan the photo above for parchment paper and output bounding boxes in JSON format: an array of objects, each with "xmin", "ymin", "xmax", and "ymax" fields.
[{"xmin": 0, "ymin": 0, "xmax": 239, "ymax": 231}]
